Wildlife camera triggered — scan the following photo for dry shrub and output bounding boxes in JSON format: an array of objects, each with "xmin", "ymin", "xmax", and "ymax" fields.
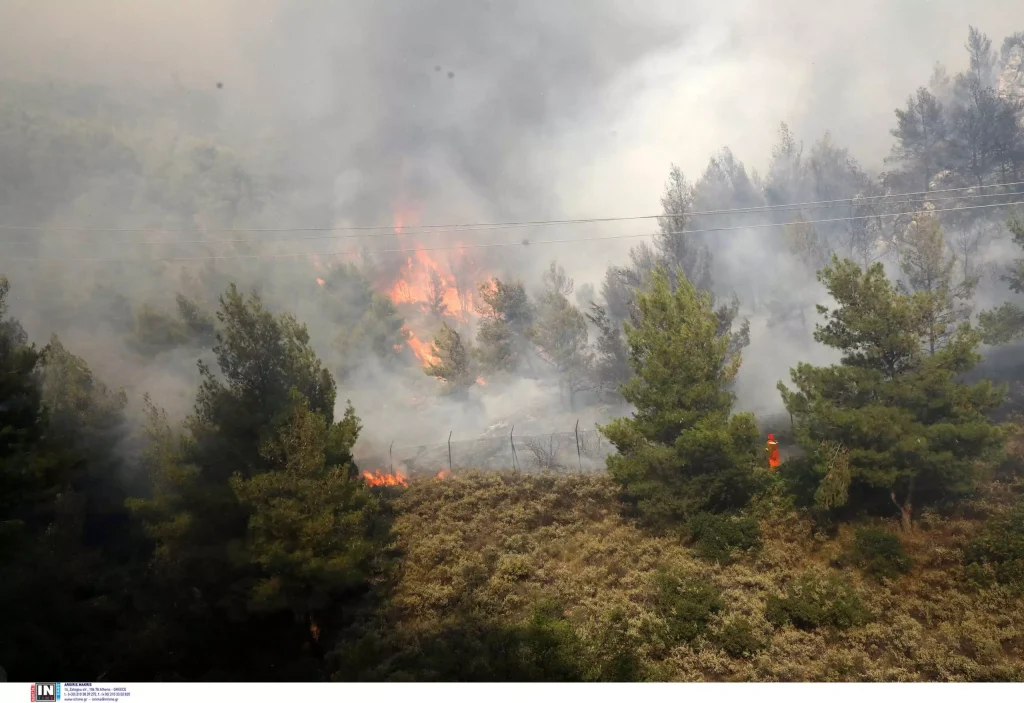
[{"xmin": 337, "ymin": 471, "xmax": 1024, "ymax": 681}]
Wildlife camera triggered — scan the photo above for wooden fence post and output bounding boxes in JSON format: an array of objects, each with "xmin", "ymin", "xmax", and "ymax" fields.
[{"xmin": 575, "ymin": 419, "xmax": 582, "ymax": 474}]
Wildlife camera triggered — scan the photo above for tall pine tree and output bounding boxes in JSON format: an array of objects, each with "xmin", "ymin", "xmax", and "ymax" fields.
[
  {"xmin": 600, "ymin": 269, "xmax": 760, "ymax": 528},
  {"xmin": 779, "ymin": 257, "xmax": 1004, "ymax": 530}
]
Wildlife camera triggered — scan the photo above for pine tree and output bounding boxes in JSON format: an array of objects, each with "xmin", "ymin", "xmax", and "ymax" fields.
[
  {"xmin": 0, "ymin": 280, "xmax": 132, "ymax": 681},
  {"xmin": 586, "ymin": 302, "xmax": 630, "ymax": 400},
  {"xmin": 897, "ymin": 214, "xmax": 976, "ymax": 355},
  {"xmin": 230, "ymin": 392, "xmax": 377, "ymax": 620},
  {"xmin": 424, "ymin": 268, "xmax": 450, "ymax": 320},
  {"xmin": 599, "ymin": 269, "xmax": 761, "ymax": 528},
  {"xmin": 887, "ymin": 87, "xmax": 948, "ymax": 192},
  {"xmin": 323, "ymin": 263, "xmax": 409, "ymax": 377},
  {"xmin": 473, "ymin": 277, "xmax": 534, "ymax": 374},
  {"xmin": 980, "ymin": 215, "xmax": 1024, "ymax": 344},
  {"xmin": 127, "ymin": 284, "xmax": 378, "ymax": 679},
  {"xmin": 531, "ymin": 263, "xmax": 592, "ymax": 410},
  {"xmin": 424, "ymin": 322, "xmax": 475, "ymax": 393},
  {"xmin": 654, "ymin": 165, "xmax": 712, "ymax": 292},
  {"xmin": 779, "ymin": 257, "xmax": 1004, "ymax": 531}
]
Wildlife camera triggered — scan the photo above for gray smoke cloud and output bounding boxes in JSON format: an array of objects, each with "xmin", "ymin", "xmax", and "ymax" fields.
[{"xmin": 0, "ymin": 0, "xmax": 1021, "ymax": 464}]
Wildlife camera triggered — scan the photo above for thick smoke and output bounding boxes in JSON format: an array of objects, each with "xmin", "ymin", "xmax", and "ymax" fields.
[{"xmin": 0, "ymin": 1, "xmax": 1021, "ymax": 468}]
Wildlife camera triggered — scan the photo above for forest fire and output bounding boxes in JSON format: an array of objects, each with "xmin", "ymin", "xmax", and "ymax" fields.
[
  {"xmin": 435, "ymin": 469, "xmax": 451, "ymax": 480},
  {"xmin": 386, "ymin": 202, "xmax": 483, "ymax": 320},
  {"xmin": 361, "ymin": 470, "xmax": 409, "ymax": 488},
  {"xmin": 388, "ymin": 250, "xmax": 466, "ymax": 318},
  {"xmin": 405, "ymin": 328, "xmax": 439, "ymax": 366}
]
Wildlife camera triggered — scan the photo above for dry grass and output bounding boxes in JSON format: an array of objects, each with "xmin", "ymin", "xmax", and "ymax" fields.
[{"xmin": 349, "ymin": 471, "xmax": 1024, "ymax": 681}]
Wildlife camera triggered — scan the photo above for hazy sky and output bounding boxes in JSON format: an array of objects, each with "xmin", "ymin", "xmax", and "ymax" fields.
[{"xmin": 3, "ymin": 1, "xmax": 1019, "ymax": 214}]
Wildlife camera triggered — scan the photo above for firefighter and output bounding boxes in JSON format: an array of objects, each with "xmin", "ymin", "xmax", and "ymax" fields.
[{"xmin": 766, "ymin": 433, "xmax": 781, "ymax": 471}]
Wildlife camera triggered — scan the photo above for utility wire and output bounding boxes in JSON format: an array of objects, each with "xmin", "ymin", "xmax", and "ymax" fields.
[
  {"xmin": 0, "ymin": 180, "xmax": 1022, "ymax": 237},
  {"xmin": 2, "ymin": 187, "xmax": 1022, "ymax": 248},
  {"xmin": 6, "ymin": 199, "xmax": 1022, "ymax": 265}
]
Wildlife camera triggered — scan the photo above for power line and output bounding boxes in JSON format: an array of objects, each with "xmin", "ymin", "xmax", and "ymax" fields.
[
  {"xmin": 5, "ymin": 199, "xmax": 1022, "ymax": 265},
  {"xmin": 1, "ymin": 187, "xmax": 1022, "ymax": 249},
  {"xmin": 1, "ymin": 180, "xmax": 1023, "ymax": 238}
]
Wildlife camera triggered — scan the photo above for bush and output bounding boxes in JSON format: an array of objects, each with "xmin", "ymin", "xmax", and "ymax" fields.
[
  {"xmin": 654, "ymin": 571, "xmax": 723, "ymax": 644},
  {"xmin": 716, "ymin": 617, "xmax": 766, "ymax": 659},
  {"xmin": 688, "ymin": 512, "xmax": 762, "ymax": 563},
  {"xmin": 585, "ymin": 608, "xmax": 645, "ymax": 682},
  {"xmin": 850, "ymin": 527, "xmax": 913, "ymax": 579},
  {"xmin": 355, "ymin": 601, "xmax": 587, "ymax": 682},
  {"xmin": 765, "ymin": 572, "xmax": 871, "ymax": 631},
  {"xmin": 964, "ymin": 502, "xmax": 1024, "ymax": 593}
]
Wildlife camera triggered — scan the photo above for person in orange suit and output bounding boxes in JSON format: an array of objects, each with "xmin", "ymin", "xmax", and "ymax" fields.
[{"xmin": 766, "ymin": 433, "xmax": 781, "ymax": 471}]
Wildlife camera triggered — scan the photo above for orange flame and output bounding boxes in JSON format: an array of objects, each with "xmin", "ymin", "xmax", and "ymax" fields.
[
  {"xmin": 476, "ymin": 376, "xmax": 486, "ymax": 386},
  {"xmin": 388, "ymin": 250, "xmax": 468, "ymax": 319},
  {"xmin": 435, "ymin": 468, "xmax": 451, "ymax": 480},
  {"xmin": 406, "ymin": 328, "xmax": 440, "ymax": 367},
  {"xmin": 385, "ymin": 204, "xmax": 481, "ymax": 320},
  {"xmin": 361, "ymin": 469, "xmax": 409, "ymax": 488},
  {"xmin": 316, "ymin": 278, "xmax": 325, "ymax": 286}
]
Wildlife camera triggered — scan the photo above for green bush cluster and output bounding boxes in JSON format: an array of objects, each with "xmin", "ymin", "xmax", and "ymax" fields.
[
  {"xmin": 964, "ymin": 502, "xmax": 1024, "ymax": 592},
  {"xmin": 850, "ymin": 527, "xmax": 913, "ymax": 580},
  {"xmin": 765, "ymin": 572, "xmax": 872, "ymax": 631},
  {"xmin": 716, "ymin": 617, "xmax": 767, "ymax": 659},
  {"xmin": 655, "ymin": 571, "xmax": 723, "ymax": 644},
  {"xmin": 688, "ymin": 512, "xmax": 762, "ymax": 563}
]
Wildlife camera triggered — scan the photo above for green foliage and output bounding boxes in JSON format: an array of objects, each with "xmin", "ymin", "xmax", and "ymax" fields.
[
  {"xmin": 424, "ymin": 322, "xmax": 475, "ymax": 393},
  {"xmin": 585, "ymin": 302, "xmax": 631, "ymax": 399},
  {"xmin": 964, "ymin": 502, "xmax": 1024, "ymax": 592},
  {"xmin": 850, "ymin": 527, "xmax": 913, "ymax": 580},
  {"xmin": 654, "ymin": 571, "xmax": 723, "ymax": 644},
  {"xmin": 898, "ymin": 214, "xmax": 975, "ymax": 355},
  {"xmin": 473, "ymin": 277, "xmax": 535, "ymax": 374},
  {"xmin": 531, "ymin": 262, "xmax": 592, "ymax": 408},
  {"xmin": 888, "ymin": 86, "xmax": 947, "ymax": 192},
  {"xmin": 716, "ymin": 617, "xmax": 767, "ymax": 659},
  {"xmin": 230, "ymin": 392, "xmax": 378, "ymax": 618},
  {"xmin": 688, "ymin": 512, "xmax": 762, "ymax": 564},
  {"xmin": 765, "ymin": 572, "xmax": 872, "ymax": 631},
  {"xmin": 0, "ymin": 277, "xmax": 48, "ymax": 529},
  {"xmin": 980, "ymin": 216, "xmax": 1024, "ymax": 345},
  {"xmin": 128, "ymin": 294, "xmax": 216, "ymax": 356},
  {"xmin": 325, "ymin": 263, "xmax": 409, "ymax": 377},
  {"xmin": 601, "ymin": 268, "xmax": 760, "ymax": 527},
  {"xmin": 0, "ymin": 279, "xmax": 137, "ymax": 681},
  {"xmin": 779, "ymin": 257, "xmax": 1005, "ymax": 529},
  {"xmin": 126, "ymin": 283, "xmax": 380, "ymax": 680}
]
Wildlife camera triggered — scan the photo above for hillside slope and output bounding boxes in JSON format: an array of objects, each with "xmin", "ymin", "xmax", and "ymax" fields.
[{"xmin": 336, "ymin": 472, "xmax": 1024, "ymax": 682}]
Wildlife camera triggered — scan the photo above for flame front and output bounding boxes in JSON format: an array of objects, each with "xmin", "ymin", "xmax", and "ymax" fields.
[
  {"xmin": 362, "ymin": 469, "xmax": 409, "ymax": 488},
  {"xmin": 388, "ymin": 250, "xmax": 469, "ymax": 319},
  {"xmin": 406, "ymin": 329, "xmax": 440, "ymax": 367},
  {"xmin": 435, "ymin": 469, "xmax": 451, "ymax": 480}
]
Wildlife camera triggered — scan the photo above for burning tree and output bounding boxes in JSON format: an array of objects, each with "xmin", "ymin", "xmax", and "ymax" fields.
[
  {"xmin": 450, "ymin": 251, "xmax": 481, "ymax": 319},
  {"xmin": 424, "ymin": 322, "xmax": 476, "ymax": 394},
  {"xmin": 424, "ymin": 268, "xmax": 450, "ymax": 320},
  {"xmin": 473, "ymin": 277, "xmax": 535, "ymax": 374}
]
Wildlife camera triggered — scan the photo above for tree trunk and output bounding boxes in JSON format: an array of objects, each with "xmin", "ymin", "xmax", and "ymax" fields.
[{"xmin": 891, "ymin": 482, "xmax": 914, "ymax": 532}]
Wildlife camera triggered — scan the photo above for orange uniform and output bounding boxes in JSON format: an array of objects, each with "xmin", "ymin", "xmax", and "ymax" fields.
[{"xmin": 766, "ymin": 433, "xmax": 781, "ymax": 470}]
